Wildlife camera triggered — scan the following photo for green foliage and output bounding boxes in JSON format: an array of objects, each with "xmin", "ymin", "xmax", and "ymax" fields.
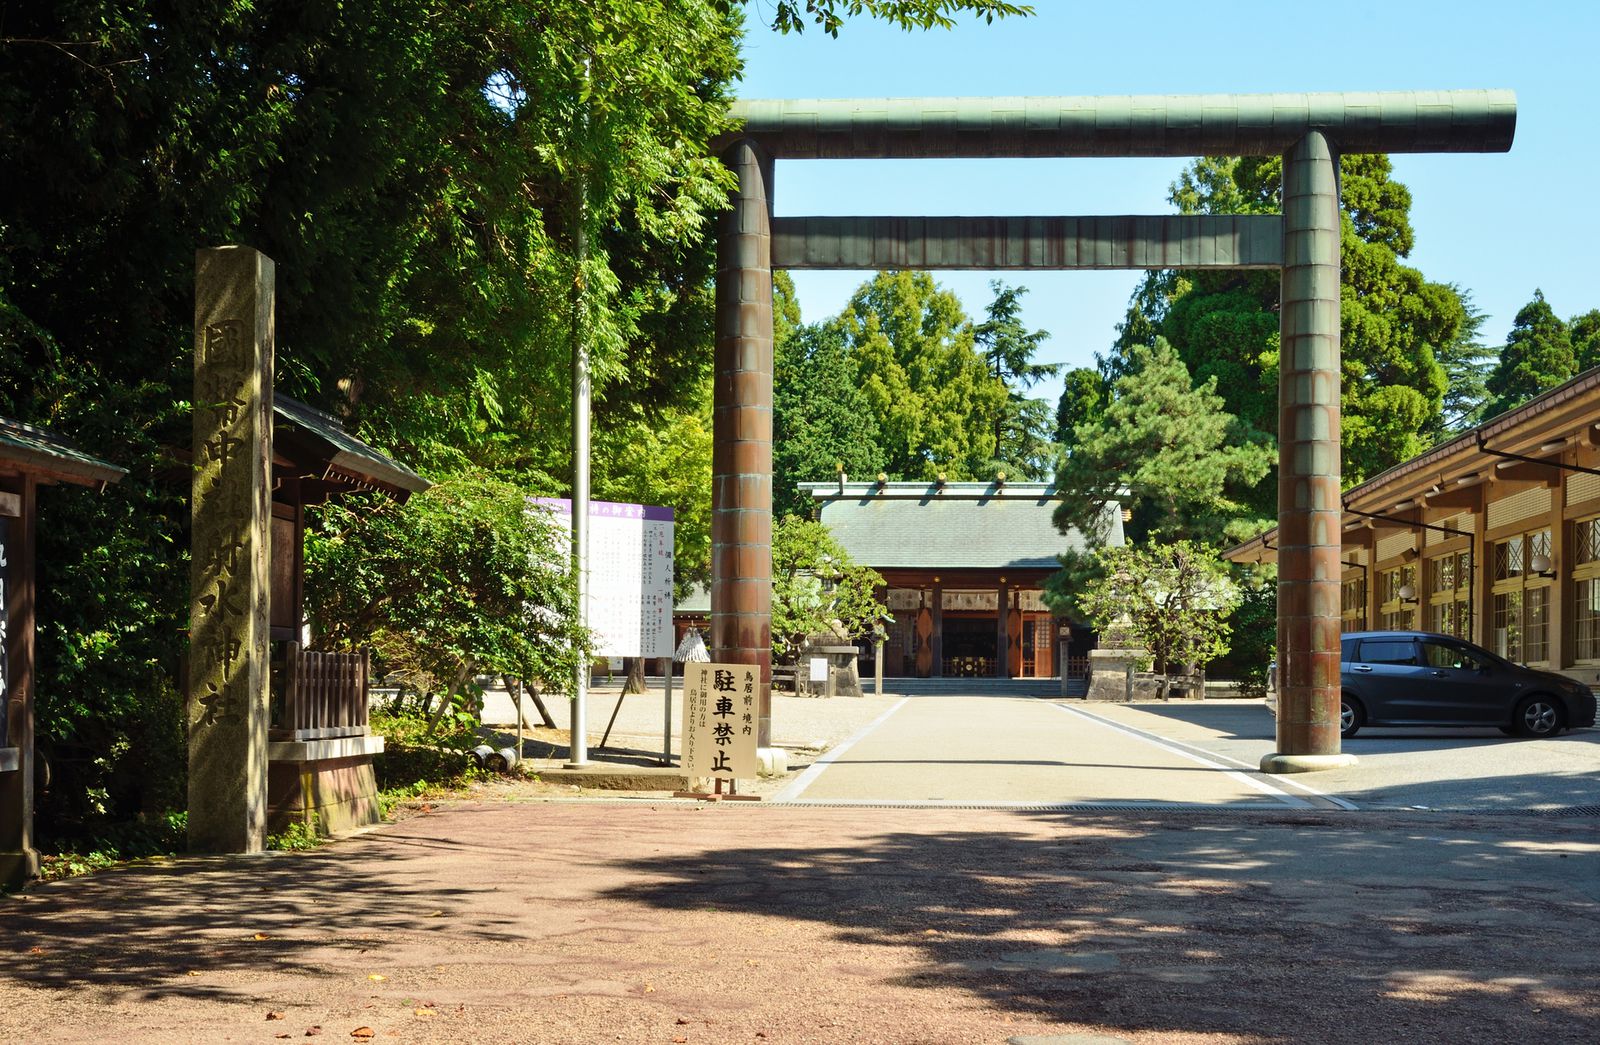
[
  {"xmin": 369, "ymin": 710, "xmax": 480, "ymax": 791},
  {"xmin": 1428, "ymin": 288, "xmax": 1496, "ymax": 436},
  {"xmin": 974, "ymin": 281, "xmax": 1060, "ymax": 479},
  {"xmin": 1572, "ymin": 309, "xmax": 1600, "ymax": 373},
  {"xmin": 826, "ymin": 270, "xmax": 1009, "ymax": 481},
  {"xmin": 1052, "ymin": 339, "xmax": 1273, "ymax": 548},
  {"xmin": 770, "ymin": 517, "xmax": 888, "ymax": 663},
  {"xmin": 1075, "ymin": 541, "xmax": 1242, "ymax": 687},
  {"xmin": 1150, "ymin": 153, "xmax": 1468, "ymax": 486},
  {"xmin": 1484, "ymin": 290, "xmax": 1576, "ymax": 419},
  {"xmin": 773, "ymin": 319, "xmax": 886, "ymax": 518},
  {"xmin": 1054, "ymin": 366, "xmax": 1107, "ymax": 449},
  {"xmin": 35, "ymin": 811, "xmax": 187, "ymax": 883},
  {"xmin": 266, "ymin": 819, "xmax": 324, "ymax": 853},
  {"xmin": 304, "ymin": 474, "xmax": 589, "ymax": 702},
  {"xmin": 760, "ymin": 0, "xmax": 1033, "ymax": 36}
]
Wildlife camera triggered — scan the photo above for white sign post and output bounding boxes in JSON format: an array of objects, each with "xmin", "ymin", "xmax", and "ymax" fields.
[{"xmin": 680, "ymin": 662, "xmax": 760, "ymax": 795}]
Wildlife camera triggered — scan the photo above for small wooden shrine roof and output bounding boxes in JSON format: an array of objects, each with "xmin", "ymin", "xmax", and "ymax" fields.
[
  {"xmin": 273, "ymin": 396, "xmax": 429, "ymax": 502},
  {"xmin": 0, "ymin": 415, "xmax": 127, "ymax": 488}
]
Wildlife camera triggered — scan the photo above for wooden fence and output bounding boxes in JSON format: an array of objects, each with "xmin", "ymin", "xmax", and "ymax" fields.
[{"xmin": 274, "ymin": 643, "xmax": 369, "ymax": 740}]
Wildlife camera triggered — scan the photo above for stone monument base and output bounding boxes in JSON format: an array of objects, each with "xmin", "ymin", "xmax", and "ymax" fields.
[
  {"xmin": 267, "ymin": 735, "xmax": 385, "ymax": 835},
  {"xmin": 1085, "ymin": 649, "xmax": 1150, "ymax": 702}
]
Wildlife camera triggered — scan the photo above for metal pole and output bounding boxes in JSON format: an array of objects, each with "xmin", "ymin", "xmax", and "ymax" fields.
[
  {"xmin": 662, "ymin": 656, "xmax": 674, "ymax": 765},
  {"xmin": 567, "ymin": 86, "xmax": 592, "ymax": 768},
  {"xmin": 515, "ymin": 678, "xmax": 524, "ymax": 758}
]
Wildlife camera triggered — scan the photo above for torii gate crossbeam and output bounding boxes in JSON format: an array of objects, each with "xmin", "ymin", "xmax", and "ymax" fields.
[{"xmin": 712, "ymin": 91, "xmax": 1515, "ymax": 775}]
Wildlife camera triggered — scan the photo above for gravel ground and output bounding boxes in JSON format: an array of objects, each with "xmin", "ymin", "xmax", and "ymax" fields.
[{"xmin": 3, "ymin": 798, "xmax": 1597, "ymax": 1044}]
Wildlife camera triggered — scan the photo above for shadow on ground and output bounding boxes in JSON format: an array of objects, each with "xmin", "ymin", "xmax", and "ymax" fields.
[{"xmin": 598, "ymin": 808, "xmax": 1600, "ymax": 1043}]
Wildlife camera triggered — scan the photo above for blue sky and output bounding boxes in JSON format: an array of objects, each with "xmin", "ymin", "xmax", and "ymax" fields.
[{"xmin": 735, "ymin": 1, "xmax": 1598, "ymax": 405}]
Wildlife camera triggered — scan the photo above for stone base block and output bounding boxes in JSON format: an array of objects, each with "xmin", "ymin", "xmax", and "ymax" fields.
[
  {"xmin": 1085, "ymin": 649, "xmax": 1149, "ymax": 702},
  {"xmin": 268, "ymin": 737, "xmax": 385, "ymax": 836},
  {"xmin": 757, "ymin": 746, "xmax": 789, "ymax": 776},
  {"xmin": 1259, "ymin": 752, "xmax": 1359, "ymax": 775},
  {"xmin": 0, "ymin": 846, "xmax": 40, "ymax": 889}
]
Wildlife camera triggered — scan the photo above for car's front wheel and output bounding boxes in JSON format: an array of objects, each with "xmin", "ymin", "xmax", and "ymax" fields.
[
  {"xmin": 1340, "ymin": 695, "xmax": 1364, "ymax": 739},
  {"xmin": 1512, "ymin": 694, "xmax": 1565, "ymax": 738}
]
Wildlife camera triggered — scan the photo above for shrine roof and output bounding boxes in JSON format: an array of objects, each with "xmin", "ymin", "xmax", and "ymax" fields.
[
  {"xmin": 0, "ymin": 415, "xmax": 127, "ymax": 488},
  {"xmin": 800, "ymin": 481, "xmax": 1122, "ymax": 571},
  {"xmin": 273, "ymin": 396, "xmax": 429, "ymax": 500}
]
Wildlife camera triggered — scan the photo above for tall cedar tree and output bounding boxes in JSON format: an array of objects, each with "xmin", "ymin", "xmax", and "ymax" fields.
[{"xmin": 1485, "ymin": 290, "xmax": 1575, "ymax": 419}]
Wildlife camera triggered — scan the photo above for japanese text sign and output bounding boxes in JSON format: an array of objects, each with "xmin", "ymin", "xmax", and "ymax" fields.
[{"xmin": 682, "ymin": 662, "xmax": 759, "ymax": 780}]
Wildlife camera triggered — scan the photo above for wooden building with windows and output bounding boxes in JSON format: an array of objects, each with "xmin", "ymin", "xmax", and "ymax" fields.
[
  {"xmin": 801, "ymin": 480, "xmax": 1122, "ymax": 680},
  {"xmin": 1229, "ymin": 365, "xmax": 1600, "ymax": 681}
]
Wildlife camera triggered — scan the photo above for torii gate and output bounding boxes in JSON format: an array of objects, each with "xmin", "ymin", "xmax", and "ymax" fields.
[{"xmin": 710, "ymin": 91, "xmax": 1516, "ymax": 774}]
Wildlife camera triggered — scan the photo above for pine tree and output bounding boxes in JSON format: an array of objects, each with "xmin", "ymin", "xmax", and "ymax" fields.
[{"xmin": 1485, "ymin": 290, "xmax": 1575, "ymax": 419}]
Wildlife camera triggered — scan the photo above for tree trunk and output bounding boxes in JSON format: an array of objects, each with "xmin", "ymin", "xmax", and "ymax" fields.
[
  {"xmin": 425, "ymin": 660, "xmax": 476, "ymax": 735},
  {"xmin": 622, "ymin": 656, "xmax": 647, "ymax": 695}
]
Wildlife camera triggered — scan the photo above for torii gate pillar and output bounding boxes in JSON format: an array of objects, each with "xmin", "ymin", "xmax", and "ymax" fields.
[
  {"xmin": 1267, "ymin": 132, "xmax": 1356, "ymax": 772},
  {"xmin": 712, "ymin": 139, "xmax": 781, "ymax": 769}
]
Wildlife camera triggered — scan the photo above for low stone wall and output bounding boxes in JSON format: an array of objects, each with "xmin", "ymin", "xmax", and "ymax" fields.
[{"xmin": 267, "ymin": 735, "xmax": 385, "ymax": 836}]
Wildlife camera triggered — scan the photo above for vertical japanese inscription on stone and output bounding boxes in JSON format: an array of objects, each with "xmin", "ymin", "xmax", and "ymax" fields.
[{"xmin": 189, "ymin": 247, "xmax": 274, "ymax": 854}]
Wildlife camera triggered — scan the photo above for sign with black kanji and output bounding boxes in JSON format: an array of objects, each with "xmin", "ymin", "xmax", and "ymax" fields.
[{"xmin": 682, "ymin": 662, "xmax": 759, "ymax": 780}]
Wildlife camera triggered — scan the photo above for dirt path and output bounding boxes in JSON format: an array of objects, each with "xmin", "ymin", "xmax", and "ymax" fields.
[{"xmin": 3, "ymin": 800, "xmax": 1597, "ymax": 1044}]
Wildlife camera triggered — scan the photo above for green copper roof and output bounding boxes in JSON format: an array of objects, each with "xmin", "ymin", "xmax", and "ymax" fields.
[
  {"xmin": 273, "ymin": 397, "xmax": 429, "ymax": 497},
  {"xmin": 801, "ymin": 482, "xmax": 1122, "ymax": 570},
  {"xmin": 0, "ymin": 415, "xmax": 127, "ymax": 487}
]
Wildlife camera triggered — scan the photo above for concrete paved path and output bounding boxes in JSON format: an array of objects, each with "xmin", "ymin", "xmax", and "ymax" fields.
[{"xmin": 775, "ymin": 695, "xmax": 1334, "ymax": 809}]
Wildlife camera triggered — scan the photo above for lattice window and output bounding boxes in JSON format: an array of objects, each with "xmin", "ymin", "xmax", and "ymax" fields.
[{"xmin": 1492, "ymin": 529, "xmax": 1551, "ymax": 663}]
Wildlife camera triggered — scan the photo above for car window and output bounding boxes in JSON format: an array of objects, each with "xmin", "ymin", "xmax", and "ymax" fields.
[
  {"xmin": 1357, "ymin": 639, "xmax": 1417, "ymax": 665},
  {"xmin": 1421, "ymin": 640, "xmax": 1466, "ymax": 669}
]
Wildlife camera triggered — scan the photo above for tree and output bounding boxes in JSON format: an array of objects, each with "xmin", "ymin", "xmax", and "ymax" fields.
[
  {"xmin": 1052, "ymin": 338, "xmax": 1273, "ymax": 548},
  {"xmin": 760, "ymin": 0, "xmax": 1033, "ymax": 35},
  {"xmin": 826, "ymin": 270, "xmax": 1008, "ymax": 481},
  {"xmin": 1485, "ymin": 290, "xmax": 1575, "ymax": 419},
  {"xmin": 1055, "ymin": 366, "xmax": 1106, "ymax": 449},
  {"xmin": 1567, "ymin": 308, "xmax": 1600, "ymax": 374},
  {"xmin": 1075, "ymin": 541, "xmax": 1242, "ymax": 698},
  {"xmin": 773, "ymin": 322, "xmax": 888, "ymax": 517},
  {"xmin": 770, "ymin": 517, "xmax": 887, "ymax": 664},
  {"xmin": 1427, "ymin": 287, "xmax": 1496, "ymax": 436},
  {"xmin": 974, "ymin": 281, "xmax": 1060, "ymax": 479},
  {"xmin": 1150, "ymin": 153, "xmax": 1467, "ymax": 486},
  {"xmin": 304, "ymin": 475, "xmax": 589, "ymax": 728}
]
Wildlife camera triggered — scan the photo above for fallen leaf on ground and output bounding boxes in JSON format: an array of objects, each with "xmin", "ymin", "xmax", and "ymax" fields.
[
  {"xmin": 351, "ymin": 1029, "xmax": 375, "ymax": 1040},
  {"xmin": 413, "ymin": 1009, "xmax": 435, "ymax": 1018},
  {"xmin": 267, "ymin": 1011, "xmax": 286, "ymax": 1021},
  {"xmin": 305, "ymin": 1028, "xmax": 322, "ymax": 1037},
  {"xmin": 185, "ymin": 970, "xmax": 201, "ymax": 977},
  {"xmin": 253, "ymin": 932, "xmax": 271, "ymax": 941},
  {"xmin": 368, "ymin": 974, "xmax": 386, "ymax": 982},
  {"xmin": 676, "ymin": 1018, "xmax": 690, "ymax": 1025},
  {"xmin": 427, "ymin": 911, "xmax": 444, "ymax": 918},
  {"xmin": 26, "ymin": 947, "xmax": 46, "ymax": 956},
  {"xmin": 673, "ymin": 1038, "xmax": 687, "ymax": 1044},
  {"xmin": 643, "ymin": 983, "xmax": 655, "ymax": 993}
]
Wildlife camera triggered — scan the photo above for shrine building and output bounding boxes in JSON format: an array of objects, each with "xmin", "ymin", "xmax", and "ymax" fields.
[
  {"xmin": 801, "ymin": 479, "xmax": 1122, "ymax": 680},
  {"xmin": 1228, "ymin": 364, "xmax": 1600, "ymax": 686}
]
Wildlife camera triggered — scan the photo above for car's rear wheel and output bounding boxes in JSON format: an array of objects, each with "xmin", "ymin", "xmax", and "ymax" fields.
[
  {"xmin": 1513, "ymin": 694, "xmax": 1565, "ymax": 738},
  {"xmin": 1340, "ymin": 695, "xmax": 1364, "ymax": 739}
]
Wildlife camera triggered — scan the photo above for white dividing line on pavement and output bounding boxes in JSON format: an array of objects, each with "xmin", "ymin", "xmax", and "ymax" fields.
[
  {"xmin": 769, "ymin": 697, "xmax": 910, "ymax": 803},
  {"xmin": 1049, "ymin": 703, "xmax": 1335, "ymax": 809}
]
